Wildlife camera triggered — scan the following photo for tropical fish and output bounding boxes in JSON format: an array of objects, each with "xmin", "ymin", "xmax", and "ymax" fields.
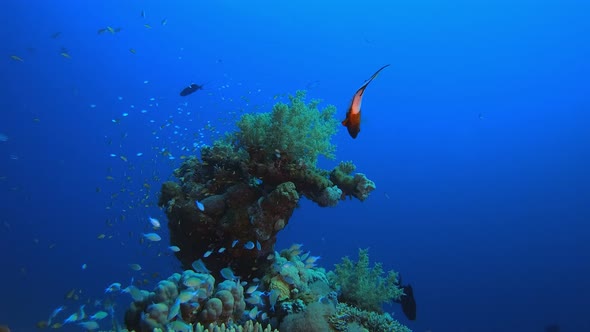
[
  {"xmin": 341, "ymin": 64, "xmax": 390, "ymax": 138},
  {"xmin": 10, "ymin": 55, "xmax": 23, "ymax": 62},
  {"xmin": 47, "ymin": 305, "xmax": 64, "ymax": 325},
  {"xmin": 148, "ymin": 217, "xmax": 160, "ymax": 229},
  {"xmin": 395, "ymin": 279, "xmax": 416, "ymax": 321},
  {"xmin": 248, "ymin": 306, "xmax": 258, "ymax": 319},
  {"xmin": 195, "ymin": 199, "xmax": 205, "ymax": 211},
  {"xmin": 142, "ymin": 232, "xmax": 161, "ymax": 242},
  {"xmin": 89, "ymin": 311, "xmax": 108, "ymax": 320},
  {"xmin": 128, "ymin": 263, "xmax": 142, "ymax": 271},
  {"xmin": 180, "ymin": 83, "xmax": 203, "ymax": 97},
  {"xmin": 191, "ymin": 259, "xmax": 210, "ymax": 274},
  {"xmin": 220, "ymin": 267, "xmax": 239, "ymax": 281},
  {"xmin": 245, "ymin": 284, "xmax": 259, "ymax": 294},
  {"xmin": 104, "ymin": 282, "xmax": 121, "ymax": 293},
  {"xmin": 77, "ymin": 321, "xmax": 99, "ymax": 330},
  {"xmin": 167, "ymin": 299, "xmax": 181, "ymax": 321}
]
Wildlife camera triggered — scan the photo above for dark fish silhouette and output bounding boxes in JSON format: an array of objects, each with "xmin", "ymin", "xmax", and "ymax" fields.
[
  {"xmin": 400, "ymin": 284, "xmax": 416, "ymax": 320},
  {"xmin": 341, "ymin": 64, "xmax": 389, "ymax": 138},
  {"xmin": 395, "ymin": 275, "xmax": 416, "ymax": 320},
  {"xmin": 179, "ymin": 83, "xmax": 203, "ymax": 97}
]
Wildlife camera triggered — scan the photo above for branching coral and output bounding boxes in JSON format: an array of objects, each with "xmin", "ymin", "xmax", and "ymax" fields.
[
  {"xmin": 236, "ymin": 90, "xmax": 338, "ymax": 166},
  {"xmin": 329, "ymin": 249, "xmax": 404, "ymax": 313}
]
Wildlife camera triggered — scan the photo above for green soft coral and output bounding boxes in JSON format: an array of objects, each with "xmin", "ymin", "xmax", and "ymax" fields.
[
  {"xmin": 236, "ymin": 90, "xmax": 339, "ymax": 166},
  {"xmin": 329, "ymin": 249, "xmax": 404, "ymax": 313}
]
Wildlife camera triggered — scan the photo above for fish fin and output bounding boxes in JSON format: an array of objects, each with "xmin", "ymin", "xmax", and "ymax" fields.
[{"xmin": 359, "ymin": 64, "xmax": 390, "ymax": 92}]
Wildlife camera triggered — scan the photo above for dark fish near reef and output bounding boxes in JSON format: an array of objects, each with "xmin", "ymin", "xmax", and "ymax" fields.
[
  {"xmin": 394, "ymin": 275, "xmax": 416, "ymax": 320},
  {"xmin": 342, "ymin": 64, "xmax": 389, "ymax": 138},
  {"xmin": 179, "ymin": 83, "xmax": 203, "ymax": 97},
  {"xmin": 400, "ymin": 283, "xmax": 416, "ymax": 320}
]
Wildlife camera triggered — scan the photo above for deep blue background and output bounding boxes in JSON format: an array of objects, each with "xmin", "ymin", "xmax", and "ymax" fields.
[{"xmin": 1, "ymin": 1, "xmax": 589, "ymax": 331}]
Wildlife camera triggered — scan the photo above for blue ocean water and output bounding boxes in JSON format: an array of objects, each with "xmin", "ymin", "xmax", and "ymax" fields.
[{"xmin": 1, "ymin": 0, "xmax": 589, "ymax": 331}]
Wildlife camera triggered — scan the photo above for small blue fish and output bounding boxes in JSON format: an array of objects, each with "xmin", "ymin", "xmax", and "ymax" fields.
[
  {"xmin": 168, "ymin": 245, "xmax": 181, "ymax": 252},
  {"xmin": 142, "ymin": 232, "xmax": 161, "ymax": 242},
  {"xmin": 89, "ymin": 311, "xmax": 108, "ymax": 320},
  {"xmin": 168, "ymin": 299, "xmax": 181, "ymax": 321},
  {"xmin": 191, "ymin": 259, "xmax": 210, "ymax": 273},
  {"xmin": 203, "ymin": 250, "xmax": 213, "ymax": 257},
  {"xmin": 269, "ymin": 289, "xmax": 279, "ymax": 311},
  {"xmin": 47, "ymin": 305, "xmax": 65, "ymax": 325},
  {"xmin": 220, "ymin": 267, "xmax": 239, "ymax": 281},
  {"xmin": 256, "ymin": 241, "xmax": 261, "ymax": 250},
  {"xmin": 105, "ymin": 282, "xmax": 121, "ymax": 293},
  {"xmin": 77, "ymin": 321, "xmax": 99, "ymax": 330},
  {"xmin": 195, "ymin": 200, "xmax": 205, "ymax": 212},
  {"xmin": 218, "ymin": 247, "xmax": 226, "ymax": 253},
  {"xmin": 244, "ymin": 241, "xmax": 255, "ymax": 250},
  {"xmin": 231, "ymin": 239, "xmax": 239, "ymax": 248},
  {"xmin": 248, "ymin": 306, "xmax": 259, "ymax": 319}
]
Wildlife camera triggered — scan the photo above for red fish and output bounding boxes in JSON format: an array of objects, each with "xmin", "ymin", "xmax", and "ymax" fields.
[{"xmin": 342, "ymin": 64, "xmax": 390, "ymax": 138}]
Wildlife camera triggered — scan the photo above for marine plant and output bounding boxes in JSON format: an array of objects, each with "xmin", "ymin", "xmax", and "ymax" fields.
[
  {"xmin": 329, "ymin": 248, "xmax": 404, "ymax": 313},
  {"xmin": 236, "ymin": 90, "xmax": 339, "ymax": 167},
  {"xmin": 329, "ymin": 302, "xmax": 413, "ymax": 332}
]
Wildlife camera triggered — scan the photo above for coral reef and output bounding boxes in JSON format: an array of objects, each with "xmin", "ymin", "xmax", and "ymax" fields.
[
  {"xmin": 122, "ymin": 246, "xmax": 411, "ymax": 332},
  {"xmin": 236, "ymin": 90, "xmax": 339, "ymax": 167},
  {"xmin": 124, "ymin": 270, "xmax": 245, "ymax": 331},
  {"xmin": 194, "ymin": 321, "xmax": 278, "ymax": 332},
  {"xmin": 126, "ymin": 91, "xmax": 409, "ymax": 332},
  {"xmin": 329, "ymin": 249, "xmax": 404, "ymax": 313},
  {"xmin": 329, "ymin": 303, "xmax": 412, "ymax": 332},
  {"xmin": 158, "ymin": 92, "xmax": 376, "ymax": 281}
]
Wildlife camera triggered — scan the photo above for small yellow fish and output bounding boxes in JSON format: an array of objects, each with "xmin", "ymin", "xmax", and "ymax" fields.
[
  {"xmin": 60, "ymin": 52, "xmax": 71, "ymax": 59},
  {"xmin": 97, "ymin": 234, "xmax": 106, "ymax": 239},
  {"xmin": 129, "ymin": 263, "xmax": 142, "ymax": 271},
  {"xmin": 10, "ymin": 55, "xmax": 24, "ymax": 62},
  {"xmin": 65, "ymin": 288, "xmax": 76, "ymax": 299},
  {"xmin": 106, "ymin": 26, "xmax": 115, "ymax": 34},
  {"xmin": 50, "ymin": 322, "xmax": 62, "ymax": 328},
  {"xmin": 105, "ymin": 176, "xmax": 114, "ymax": 180},
  {"xmin": 120, "ymin": 155, "xmax": 128, "ymax": 162},
  {"xmin": 129, "ymin": 48, "xmax": 136, "ymax": 54},
  {"xmin": 36, "ymin": 320, "xmax": 48, "ymax": 328},
  {"xmin": 144, "ymin": 24, "xmax": 152, "ymax": 29}
]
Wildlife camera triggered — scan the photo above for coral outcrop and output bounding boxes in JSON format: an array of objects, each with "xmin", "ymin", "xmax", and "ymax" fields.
[
  {"xmin": 159, "ymin": 92, "xmax": 376, "ymax": 281},
  {"xmin": 329, "ymin": 249, "xmax": 404, "ymax": 313}
]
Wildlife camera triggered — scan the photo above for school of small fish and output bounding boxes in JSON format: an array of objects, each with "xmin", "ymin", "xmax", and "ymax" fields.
[{"xmin": 1, "ymin": 6, "xmax": 346, "ymax": 332}]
